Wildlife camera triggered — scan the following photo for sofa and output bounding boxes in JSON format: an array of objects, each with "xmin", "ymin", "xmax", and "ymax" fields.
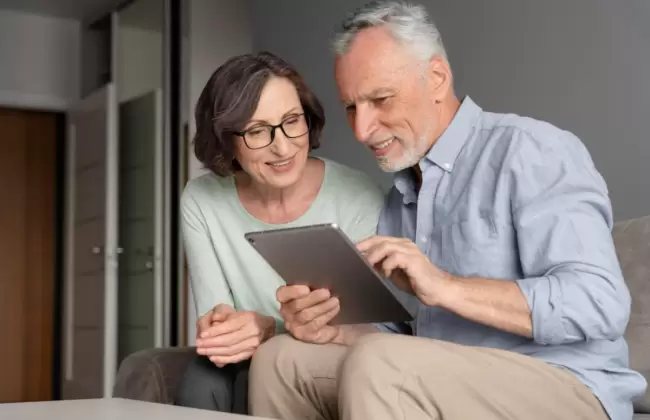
[{"xmin": 113, "ymin": 215, "xmax": 650, "ymax": 419}]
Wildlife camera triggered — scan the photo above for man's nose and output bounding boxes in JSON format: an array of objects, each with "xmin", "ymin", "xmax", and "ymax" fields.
[{"xmin": 353, "ymin": 104, "xmax": 378, "ymax": 142}]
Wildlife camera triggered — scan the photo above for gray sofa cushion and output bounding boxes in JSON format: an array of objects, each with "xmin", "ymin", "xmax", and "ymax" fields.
[
  {"xmin": 613, "ymin": 215, "xmax": 650, "ymax": 413},
  {"xmin": 113, "ymin": 347, "xmax": 197, "ymax": 404}
]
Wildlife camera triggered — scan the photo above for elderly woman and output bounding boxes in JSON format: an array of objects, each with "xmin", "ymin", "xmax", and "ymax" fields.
[{"xmin": 174, "ymin": 51, "xmax": 385, "ymax": 414}]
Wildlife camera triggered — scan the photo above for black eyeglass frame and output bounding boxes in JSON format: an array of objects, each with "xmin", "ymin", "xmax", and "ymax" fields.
[{"xmin": 230, "ymin": 113, "xmax": 310, "ymax": 150}]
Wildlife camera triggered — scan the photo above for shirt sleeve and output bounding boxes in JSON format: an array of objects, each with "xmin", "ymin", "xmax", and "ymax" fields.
[
  {"xmin": 510, "ymin": 128, "xmax": 631, "ymax": 346},
  {"xmin": 180, "ymin": 187, "xmax": 235, "ymax": 317}
]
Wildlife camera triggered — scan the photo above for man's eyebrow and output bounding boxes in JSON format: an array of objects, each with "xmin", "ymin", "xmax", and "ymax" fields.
[
  {"xmin": 366, "ymin": 88, "xmax": 394, "ymax": 98},
  {"xmin": 340, "ymin": 89, "xmax": 395, "ymax": 106}
]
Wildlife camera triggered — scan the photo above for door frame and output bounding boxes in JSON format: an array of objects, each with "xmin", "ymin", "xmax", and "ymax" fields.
[{"xmin": 62, "ymin": 82, "xmax": 119, "ymax": 399}]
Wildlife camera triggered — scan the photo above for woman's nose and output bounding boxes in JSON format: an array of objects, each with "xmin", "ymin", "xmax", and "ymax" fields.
[{"xmin": 270, "ymin": 129, "xmax": 290, "ymax": 155}]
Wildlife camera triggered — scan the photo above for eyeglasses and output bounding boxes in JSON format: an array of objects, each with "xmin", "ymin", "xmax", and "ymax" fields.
[{"xmin": 232, "ymin": 113, "xmax": 309, "ymax": 150}]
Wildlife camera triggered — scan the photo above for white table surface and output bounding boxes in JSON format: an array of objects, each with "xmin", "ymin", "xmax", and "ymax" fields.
[{"xmin": 0, "ymin": 398, "xmax": 274, "ymax": 420}]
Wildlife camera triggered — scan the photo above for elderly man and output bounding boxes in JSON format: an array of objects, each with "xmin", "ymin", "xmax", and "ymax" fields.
[{"xmin": 248, "ymin": 2, "xmax": 647, "ymax": 420}]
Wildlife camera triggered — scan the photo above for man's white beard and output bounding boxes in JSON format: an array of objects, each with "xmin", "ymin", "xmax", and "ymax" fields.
[{"xmin": 378, "ymin": 134, "xmax": 430, "ymax": 173}]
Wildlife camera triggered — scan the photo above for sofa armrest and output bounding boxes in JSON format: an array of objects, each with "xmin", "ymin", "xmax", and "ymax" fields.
[
  {"xmin": 613, "ymin": 215, "xmax": 650, "ymax": 414},
  {"xmin": 113, "ymin": 347, "xmax": 197, "ymax": 404}
]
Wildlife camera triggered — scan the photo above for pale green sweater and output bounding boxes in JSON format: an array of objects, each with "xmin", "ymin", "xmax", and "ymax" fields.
[{"xmin": 180, "ymin": 158, "xmax": 385, "ymax": 331}]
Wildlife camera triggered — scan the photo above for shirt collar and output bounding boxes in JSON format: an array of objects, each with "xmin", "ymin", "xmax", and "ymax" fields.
[
  {"xmin": 393, "ymin": 96, "xmax": 482, "ymax": 202},
  {"xmin": 423, "ymin": 95, "xmax": 482, "ymax": 173}
]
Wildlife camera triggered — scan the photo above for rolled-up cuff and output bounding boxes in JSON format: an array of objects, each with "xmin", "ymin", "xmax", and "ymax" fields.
[{"xmin": 515, "ymin": 275, "xmax": 565, "ymax": 345}]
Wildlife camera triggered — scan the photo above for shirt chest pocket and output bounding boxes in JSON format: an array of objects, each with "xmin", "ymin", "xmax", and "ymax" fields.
[{"xmin": 439, "ymin": 215, "xmax": 517, "ymax": 278}]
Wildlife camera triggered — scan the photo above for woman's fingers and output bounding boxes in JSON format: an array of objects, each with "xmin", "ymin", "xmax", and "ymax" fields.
[{"xmin": 200, "ymin": 335, "xmax": 260, "ymax": 357}]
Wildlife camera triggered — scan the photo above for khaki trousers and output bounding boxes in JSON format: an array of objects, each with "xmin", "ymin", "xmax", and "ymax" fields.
[{"xmin": 248, "ymin": 333, "xmax": 607, "ymax": 420}]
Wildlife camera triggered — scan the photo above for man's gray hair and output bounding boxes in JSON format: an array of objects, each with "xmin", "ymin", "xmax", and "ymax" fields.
[{"xmin": 332, "ymin": 1, "xmax": 448, "ymax": 62}]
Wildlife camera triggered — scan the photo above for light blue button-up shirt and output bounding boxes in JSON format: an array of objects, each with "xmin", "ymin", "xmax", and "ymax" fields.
[{"xmin": 377, "ymin": 96, "xmax": 647, "ymax": 420}]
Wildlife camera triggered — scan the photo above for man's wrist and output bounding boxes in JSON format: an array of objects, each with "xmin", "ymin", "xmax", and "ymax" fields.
[{"xmin": 425, "ymin": 272, "xmax": 461, "ymax": 308}]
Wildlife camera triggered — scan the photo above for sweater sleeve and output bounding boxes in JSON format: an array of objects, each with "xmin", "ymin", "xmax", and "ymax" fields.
[{"xmin": 180, "ymin": 187, "xmax": 234, "ymax": 318}]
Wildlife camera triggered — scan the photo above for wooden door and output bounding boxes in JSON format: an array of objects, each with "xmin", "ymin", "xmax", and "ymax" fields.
[{"xmin": 0, "ymin": 108, "xmax": 58, "ymax": 402}]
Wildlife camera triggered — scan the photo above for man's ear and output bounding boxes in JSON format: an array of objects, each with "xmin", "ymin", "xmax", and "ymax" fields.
[{"xmin": 427, "ymin": 56, "xmax": 453, "ymax": 103}]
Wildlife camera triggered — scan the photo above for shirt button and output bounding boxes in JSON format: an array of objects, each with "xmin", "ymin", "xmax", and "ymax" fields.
[
  {"xmin": 419, "ymin": 236, "xmax": 428, "ymax": 244},
  {"xmin": 443, "ymin": 163, "xmax": 451, "ymax": 170}
]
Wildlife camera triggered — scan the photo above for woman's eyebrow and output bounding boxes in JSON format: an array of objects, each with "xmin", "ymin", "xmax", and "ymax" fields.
[
  {"xmin": 281, "ymin": 107, "xmax": 301, "ymax": 118},
  {"xmin": 247, "ymin": 107, "xmax": 301, "ymax": 126}
]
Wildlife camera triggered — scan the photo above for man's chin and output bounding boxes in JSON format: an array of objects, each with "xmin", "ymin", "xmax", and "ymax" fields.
[
  {"xmin": 377, "ymin": 155, "xmax": 417, "ymax": 173},
  {"xmin": 377, "ymin": 160, "xmax": 406, "ymax": 173}
]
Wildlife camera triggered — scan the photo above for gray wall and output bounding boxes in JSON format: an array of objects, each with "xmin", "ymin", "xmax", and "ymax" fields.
[
  {"xmin": 0, "ymin": 9, "xmax": 80, "ymax": 110},
  {"xmin": 251, "ymin": 0, "xmax": 650, "ymax": 221}
]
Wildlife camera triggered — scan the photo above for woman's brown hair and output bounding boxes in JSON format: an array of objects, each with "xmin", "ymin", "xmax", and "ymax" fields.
[{"xmin": 193, "ymin": 51, "xmax": 325, "ymax": 176}]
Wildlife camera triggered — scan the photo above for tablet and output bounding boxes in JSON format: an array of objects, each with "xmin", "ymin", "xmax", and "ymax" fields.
[{"xmin": 244, "ymin": 223, "xmax": 414, "ymax": 325}]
